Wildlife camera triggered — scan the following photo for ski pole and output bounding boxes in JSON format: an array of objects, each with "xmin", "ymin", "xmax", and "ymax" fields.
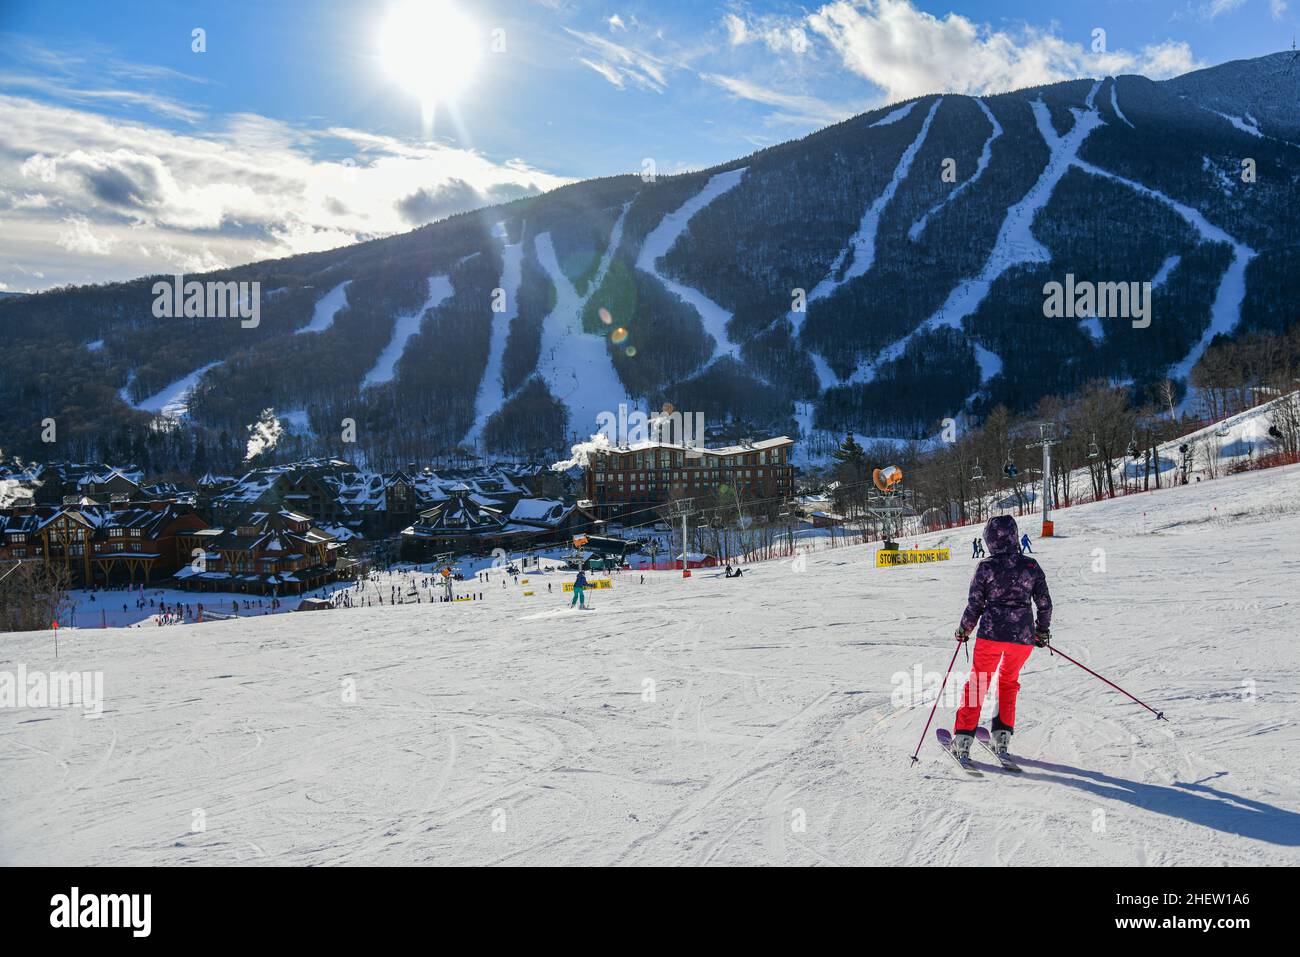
[
  {"xmin": 910, "ymin": 639, "xmax": 963, "ymax": 765},
  {"xmin": 1048, "ymin": 643, "xmax": 1166, "ymax": 720}
]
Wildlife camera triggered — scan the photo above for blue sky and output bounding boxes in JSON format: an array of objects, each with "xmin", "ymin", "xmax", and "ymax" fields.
[{"xmin": 1, "ymin": 0, "xmax": 1294, "ymax": 290}]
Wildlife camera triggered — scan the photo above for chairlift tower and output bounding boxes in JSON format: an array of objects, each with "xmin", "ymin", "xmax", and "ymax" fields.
[
  {"xmin": 866, "ymin": 488, "xmax": 913, "ymax": 549},
  {"xmin": 668, "ymin": 498, "xmax": 696, "ymax": 576},
  {"xmin": 1024, "ymin": 422, "xmax": 1059, "ymax": 536}
]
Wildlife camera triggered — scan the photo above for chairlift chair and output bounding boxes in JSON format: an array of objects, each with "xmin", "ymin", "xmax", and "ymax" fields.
[
  {"xmin": 1087, "ymin": 433, "xmax": 1100, "ymax": 459},
  {"xmin": 971, "ymin": 459, "xmax": 984, "ymax": 482}
]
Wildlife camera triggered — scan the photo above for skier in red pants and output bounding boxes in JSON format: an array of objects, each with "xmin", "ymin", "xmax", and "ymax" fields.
[{"xmin": 951, "ymin": 515, "xmax": 1052, "ymax": 766}]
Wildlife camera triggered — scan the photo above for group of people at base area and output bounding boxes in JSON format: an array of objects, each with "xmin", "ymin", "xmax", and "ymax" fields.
[
  {"xmin": 950, "ymin": 514, "xmax": 1052, "ymax": 765},
  {"xmin": 972, "ymin": 531, "xmax": 1033, "ymax": 558}
]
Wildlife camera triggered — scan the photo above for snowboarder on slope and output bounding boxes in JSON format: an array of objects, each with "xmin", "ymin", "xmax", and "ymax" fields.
[
  {"xmin": 1020, "ymin": 533, "xmax": 1034, "ymax": 554},
  {"xmin": 951, "ymin": 515, "xmax": 1052, "ymax": 764},
  {"xmin": 571, "ymin": 569, "xmax": 588, "ymax": 609}
]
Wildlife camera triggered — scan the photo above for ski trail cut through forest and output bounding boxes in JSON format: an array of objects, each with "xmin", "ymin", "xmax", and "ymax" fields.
[
  {"xmin": 534, "ymin": 206, "xmax": 634, "ymax": 437},
  {"xmin": 361, "ymin": 274, "xmax": 454, "ymax": 389},
  {"xmin": 297, "ymin": 280, "xmax": 351, "ymax": 335},
  {"xmin": 636, "ymin": 168, "xmax": 748, "ymax": 365},
  {"xmin": 869, "ymin": 101, "xmax": 917, "ymax": 127},
  {"xmin": 790, "ymin": 98, "xmax": 942, "ymax": 392},
  {"xmin": 120, "ymin": 361, "xmax": 223, "ymax": 419},
  {"xmin": 1070, "ymin": 158, "xmax": 1256, "ymax": 383},
  {"xmin": 855, "ymin": 82, "xmax": 1105, "ymax": 387},
  {"xmin": 1109, "ymin": 78, "xmax": 1134, "ymax": 129},
  {"xmin": 910, "ymin": 98, "xmax": 1002, "ymax": 241},
  {"xmin": 465, "ymin": 221, "xmax": 524, "ymax": 446}
]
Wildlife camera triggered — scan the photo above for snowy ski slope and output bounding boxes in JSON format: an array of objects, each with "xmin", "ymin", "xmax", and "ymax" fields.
[{"xmin": 2, "ymin": 464, "xmax": 1298, "ymax": 865}]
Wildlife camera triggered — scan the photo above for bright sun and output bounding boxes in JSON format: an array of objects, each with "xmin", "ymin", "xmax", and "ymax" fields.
[{"xmin": 379, "ymin": 0, "xmax": 482, "ymax": 111}]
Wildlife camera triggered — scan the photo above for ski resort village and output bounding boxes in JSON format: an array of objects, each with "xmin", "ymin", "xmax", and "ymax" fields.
[{"xmin": 2, "ymin": 0, "xmax": 1300, "ymax": 897}]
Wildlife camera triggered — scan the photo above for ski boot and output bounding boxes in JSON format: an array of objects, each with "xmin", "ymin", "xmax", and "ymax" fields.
[
  {"xmin": 991, "ymin": 729, "xmax": 1012, "ymax": 757},
  {"xmin": 976, "ymin": 727, "xmax": 1023, "ymax": 772}
]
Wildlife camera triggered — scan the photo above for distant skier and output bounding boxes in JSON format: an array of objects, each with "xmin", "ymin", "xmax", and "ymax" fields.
[
  {"xmin": 571, "ymin": 569, "xmax": 588, "ymax": 609},
  {"xmin": 1020, "ymin": 533, "xmax": 1034, "ymax": 554},
  {"xmin": 950, "ymin": 515, "xmax": 1052, "ymax": 767},
  {"xmin": 971, "ymin": 537, "xmax": 985, "ymax": 559}
]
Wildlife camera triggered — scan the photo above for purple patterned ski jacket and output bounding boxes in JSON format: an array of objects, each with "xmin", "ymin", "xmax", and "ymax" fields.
[{"xmin": 958, "ymin": 515, "xmax": 1052, "ymax": 645}]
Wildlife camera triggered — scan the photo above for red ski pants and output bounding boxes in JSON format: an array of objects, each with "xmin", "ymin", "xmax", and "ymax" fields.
[{"xmin": 954, "ymin": 638, "xmax": 1033, "ymax": 734}]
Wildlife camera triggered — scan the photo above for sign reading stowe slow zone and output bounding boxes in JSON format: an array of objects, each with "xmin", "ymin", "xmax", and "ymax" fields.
[{"xmin": 875, "ymin": 548, "xmax": 951, "ymax": 568}]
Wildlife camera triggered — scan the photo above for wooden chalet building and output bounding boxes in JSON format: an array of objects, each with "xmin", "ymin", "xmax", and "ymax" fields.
[
  {"xmin": 583, "ymin": 436, "xmax": 796, "ymax": 520},
  {"xmin": 0, "ymin": 500, "xmax": 208, "ymax": 587},
  {"xmin": 173, "ymin": 508, "xmax": 354, "ymax": 595},
  {"xmin": 400, "ymin": 494, "xmax": 595, "ymax": 561}
]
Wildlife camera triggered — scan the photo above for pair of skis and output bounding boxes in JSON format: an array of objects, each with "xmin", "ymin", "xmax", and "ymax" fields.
[{"xmin": 935, "ymin": 728, "xmax": 1021, "ymax": 776}]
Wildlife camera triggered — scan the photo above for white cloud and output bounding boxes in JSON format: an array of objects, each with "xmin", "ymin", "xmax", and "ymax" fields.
[
  {"xmin": 565, "ymin": 28, "xmax": 670, "ymax": 93},
  {"xmin": 723, "ymin": 13, "xmax": 749, "ymax": 45},
  {"xmin": 1200, "ymin": 0, "xmax": 1247, "ymax": 19},
  {"xmin": 702, "ymin": 74, "xmax": 851, "ymax": 126},
  {"xmin": 721, "ymin": 12, "xmax": 813, "ymax": 54},
  {"xmin": 56, "ymin": 215, "xmax": 115, "ymax": 255},
  {"xmin": 807, "ymin": 0, "xmax": 1202, "ymax": 103},
  {"xmin": 1271, "ymin": 0, "xmax": 1288, "ymax": 20},
  {"xmin": 608, "ymin": 14, "xmax": 627, "ymax": 31},
  {"xmin": 0, "ymin": 93, "xmax": 568, "ymax": 290}
]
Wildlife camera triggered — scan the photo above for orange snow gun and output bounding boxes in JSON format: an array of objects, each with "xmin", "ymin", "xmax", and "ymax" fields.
[{"xmin": 873, "ymin": 465, "xmax": 904, "ymax": 493}]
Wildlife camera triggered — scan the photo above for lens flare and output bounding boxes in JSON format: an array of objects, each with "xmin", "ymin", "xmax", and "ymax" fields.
[{"xmin": 611, "ymin": 326, "xmax": 628, "ymax": 344}]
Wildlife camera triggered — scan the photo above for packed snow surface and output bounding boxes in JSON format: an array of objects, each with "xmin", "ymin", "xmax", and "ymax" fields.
[
  {"xmin": 120, "ymin": 361, "xmax": 223, "ymax": 418},
  {"xmin": 465, "ymin": 223, "xmax": 524, "ymax": 447},
  {"xmin": 636, "ymin": 169, "xmax": 747, "ymax": 364},
  {"xmin": 534, "ymin": 210, "xmax": 633, "ymax": 436},
  {"xmin": 297, "ymin": 281, "xmax": 351, "ymax": 335},
  {"xmin": 910, "ymin": 98, "xmax": 1001, "ymax": 242},
  {"xmin": 4, "ymin": 463, "xmax": 1298, "ymax": 865},
  {"xmin": 361, "ymin": 275, "xmax": 453, "ymax": 388}
]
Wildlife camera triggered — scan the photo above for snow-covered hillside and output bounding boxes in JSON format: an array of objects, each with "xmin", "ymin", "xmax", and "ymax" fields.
[{"xmin": 3, "ymin": 464, "xmax": 1298, "ymax": 865}]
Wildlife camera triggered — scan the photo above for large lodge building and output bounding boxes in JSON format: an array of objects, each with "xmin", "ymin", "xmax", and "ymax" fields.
[{"xmin": 583, "ymin": 436, "xmax": 796, "ymax": 520}]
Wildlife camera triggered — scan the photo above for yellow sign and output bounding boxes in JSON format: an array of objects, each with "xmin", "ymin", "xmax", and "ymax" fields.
[
  {"xmin": 520, "ymin": 578, "xmax": 530, "ymax": 584},
  {"xmin": 562, "ymin": 579, "xmax": 613, "ymax": 592},
  {"xmin": 875, "ymin": 548, "xmax": 951, "ymax": 568},
  {"xmin": 522, "ymin": 591, "xmax": 535, "ymax": 596}
]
